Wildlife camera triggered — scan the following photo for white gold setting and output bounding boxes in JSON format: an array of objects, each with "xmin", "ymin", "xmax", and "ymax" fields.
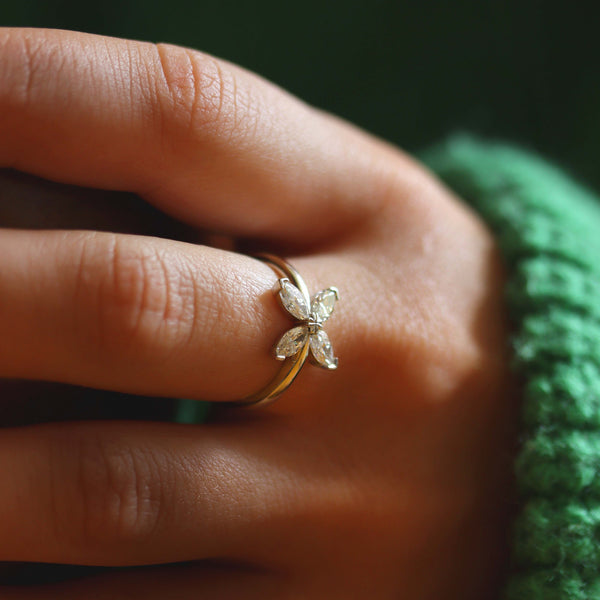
[{"xmin": 275, "ymin": 278, "xmax": 339, "ymax": 370}]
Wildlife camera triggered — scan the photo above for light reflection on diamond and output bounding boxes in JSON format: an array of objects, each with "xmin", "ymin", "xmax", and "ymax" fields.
[
  {"xmin": 275, "ymin": 325, "xmax": 308, "ymax": 359},
  {"xmin": 309, "ymin": 329, "xmax": 336, "ymax": 368},
  {"xmin": 310, "ymin": 289, "xmax": 337, "ymax": 324},
  {"xmin": 279, "ymin": 280, "xmax": 309, "ymax": 320}
]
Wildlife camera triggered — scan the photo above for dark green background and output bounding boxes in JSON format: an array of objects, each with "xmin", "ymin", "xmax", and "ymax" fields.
[{"xmin": 3, "ymin": 0, "xmax": 600, "ymax": 188}]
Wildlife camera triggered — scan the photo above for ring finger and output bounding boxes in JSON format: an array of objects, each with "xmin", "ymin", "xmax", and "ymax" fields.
[{"xmin": 0, "ymin": 228, "xmax": 352, "ymax": 402}]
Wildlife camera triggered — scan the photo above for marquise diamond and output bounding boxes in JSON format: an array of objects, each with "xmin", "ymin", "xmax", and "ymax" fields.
[
  {"xmin": 275, "ymin": 325, "xmax": 308, "ymax": 359},
  {"xmin": 279, "ymin": 280, "xmax": 309, "ymax": 321},
  {"xmin": 309, "ymin": 329, "xmax": 337, "ymax": 368},
  {"xmin": 310, "ymin": 289, "xmax": 337, "ymax": 324}
]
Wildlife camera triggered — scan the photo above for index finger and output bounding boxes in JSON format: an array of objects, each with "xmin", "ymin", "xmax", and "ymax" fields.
[{"xmin": 0, "ymin": 28, "xmax": 401, "ymax": 244}]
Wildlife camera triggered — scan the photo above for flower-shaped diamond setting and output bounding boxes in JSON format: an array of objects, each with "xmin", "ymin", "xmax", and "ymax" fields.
[{"xmin": 274, "ymin": 278, "xmax": 339, "ymax": 369}]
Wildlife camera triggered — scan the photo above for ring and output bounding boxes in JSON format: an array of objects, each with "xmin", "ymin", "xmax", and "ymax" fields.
[{"xmin": 234, "ymin": 253, "xmax": 339, "ymax": 408}]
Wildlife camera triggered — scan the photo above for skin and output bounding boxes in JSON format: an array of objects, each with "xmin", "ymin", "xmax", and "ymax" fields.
[{"xmin": 0, "ymin": 28, "xmax": 519, "ymax": 599}]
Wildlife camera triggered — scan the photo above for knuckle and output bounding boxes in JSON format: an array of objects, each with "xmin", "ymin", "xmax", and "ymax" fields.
[
  {"xmin": 65, "ymin": 431, "xmax": 165, "ymax": 548},
  {"xmin": 0, "ymin": 29, "xmax": 55, "ymax": 140},
  {"xmin": 153, "ymin": 42, "xmax": 255, "ymax": 141},
  {"xmin": 73, "ymin": 233, "xmax": 197, "ymax": 361},
  {"xmin": 0, "ymin": 29, "xmax": 41, "ymax": 108}
]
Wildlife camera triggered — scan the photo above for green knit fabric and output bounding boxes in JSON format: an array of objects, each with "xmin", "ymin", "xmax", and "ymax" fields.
[{"xmin": 424, "ymin": 137, "xmax": 600, "ymax": 600}]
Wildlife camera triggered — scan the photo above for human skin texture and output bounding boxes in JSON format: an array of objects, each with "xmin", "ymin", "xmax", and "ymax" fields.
[{"xmin": 0, "ymin": 28, "xmax": 519, "ymax": 599}]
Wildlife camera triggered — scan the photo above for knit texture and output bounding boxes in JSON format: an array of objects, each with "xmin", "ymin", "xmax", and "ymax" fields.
[{"xmin": 424, "ymin": 137, "xmax": 600, "ymax": 600}]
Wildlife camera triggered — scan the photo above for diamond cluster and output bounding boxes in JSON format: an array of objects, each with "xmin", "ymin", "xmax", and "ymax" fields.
[{"xmin": 275, "ymin": 279, "xmax": 339, "ymax": 369}]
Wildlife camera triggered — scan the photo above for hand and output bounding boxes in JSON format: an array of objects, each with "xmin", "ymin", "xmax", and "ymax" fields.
[{"xmin": 0, "ymin": 28, "xmax": 518, "ymax": 599}]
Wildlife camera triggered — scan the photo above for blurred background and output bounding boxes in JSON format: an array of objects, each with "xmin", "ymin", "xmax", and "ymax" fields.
[{"xmin": 3, "ymin": 0, "xmax": 600, "ymax": 189}]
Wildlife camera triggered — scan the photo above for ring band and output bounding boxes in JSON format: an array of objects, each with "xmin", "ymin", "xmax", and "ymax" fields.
[{"xmin": 234, "ymin": 253, "xmax": 339, "ymax": 409}]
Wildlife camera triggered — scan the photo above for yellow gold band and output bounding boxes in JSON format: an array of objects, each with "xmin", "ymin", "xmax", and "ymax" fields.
[{"xmin": 234, "ymin": 254, "xmax": 311, "ymax": 408}]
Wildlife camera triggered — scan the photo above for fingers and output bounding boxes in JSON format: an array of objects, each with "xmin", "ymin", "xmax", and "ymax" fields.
[
  {"xmin": 0, "ymin": 228, "xmax": 301, "ymax": 401},
  {"xmin": 0, "ymin": 419, "xmax": 350, "ymax": 569},
  {"xmin": 0, "ymin": 28, "xmax": 399, "ymax": 244},
  {"xmin": 0, "ymin": 421, "xmax": 267, "ymax": 565}
]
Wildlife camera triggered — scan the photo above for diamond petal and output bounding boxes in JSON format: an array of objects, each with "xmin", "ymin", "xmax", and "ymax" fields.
[
  {"xmin": 279, "ymin": 279, "xmax": 309, "ymax": 320},
  {"xmin": 309, "ymin": 329, "xmax": 337, "ymax": 369},
  {"xmin": 310, "ymin": 288, "xmax": 338, "ymax": 324},
  {"xmin": 275, "ymin": 326, "xmax": 308, "ymax": 359}
]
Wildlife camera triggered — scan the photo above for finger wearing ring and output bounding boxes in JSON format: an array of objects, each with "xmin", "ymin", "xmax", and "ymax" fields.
[{"xmin": 234, "ymin": 253, "xmax": 339, "ymax": 409}]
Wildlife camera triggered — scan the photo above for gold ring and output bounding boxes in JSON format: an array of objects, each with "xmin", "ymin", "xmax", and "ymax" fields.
[{"xmin": 234, "ymin": 253, "xmax": 339, "ymax": 408}]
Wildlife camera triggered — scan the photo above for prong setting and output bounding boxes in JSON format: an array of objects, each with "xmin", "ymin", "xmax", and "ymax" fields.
[
  {"xmin": 273, "ymin": 280, "xmax": 339, "ymax": 370},
  {"xmin": 235, "ymin": 254, "xmax": 339, "ymax": 408}
]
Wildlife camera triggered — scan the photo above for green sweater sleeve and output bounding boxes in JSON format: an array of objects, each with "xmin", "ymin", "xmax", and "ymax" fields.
[{"xmin": 424, "ymin": 136, "xmax": 600, "ymax": 600}]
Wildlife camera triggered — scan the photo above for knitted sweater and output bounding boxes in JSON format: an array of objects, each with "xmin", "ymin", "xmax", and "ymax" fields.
[
  {"xmin": 178, "ymin": 137, "xmax": 600, "ymax": 599},
  {"xmin": 425, "ymin": 137, "xmax": 600, "ymax": 600}
]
